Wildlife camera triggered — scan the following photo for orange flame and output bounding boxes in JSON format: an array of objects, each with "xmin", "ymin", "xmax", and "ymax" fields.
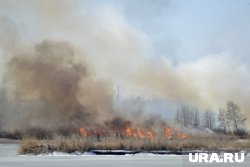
[
  {"xmin": 125, "ymin": 127, "xmax": 134, "ymax": 137},
  {"xmin": 79, "ymin": 126, "xmax": 187, "ymax": 140},
  {"xmin": 164, "ymin": 127, "xmax": 188, "ymax": 139},
  {"xmin": 176, "ymin": 133, "xmax": 188, "ymax": 139},
  {"xmin": 165, "ymin": 127, "xmax": 172, "ymax": 139},
  {"xmin": 79, "ymin": 128, "xmax": 88, "ymax": 137},
  {"xmin": 125, "ymin": 127, "xmax": 154, "ymax": 139},
  {"xmin": 136, "ymin": 128, "xmax": 145, "ymax": 139},
  {"xmin": 145, "ymin": 130, "xmax": 154, "ymax": 139}
]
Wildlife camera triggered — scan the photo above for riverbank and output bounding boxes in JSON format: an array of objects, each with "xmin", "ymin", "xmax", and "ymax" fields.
[
  {"xmin": 0, "ymin": 138, "xmax": 19, "ymax": 144},
  {"xmin": 19, "ymin": 135, "xmax": 250, "ymax": 155}
]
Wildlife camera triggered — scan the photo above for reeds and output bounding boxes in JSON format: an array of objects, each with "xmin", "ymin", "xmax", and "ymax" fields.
[{"xmin": 19, "ymin": 134, "xmax": 250, "ymax": 154}]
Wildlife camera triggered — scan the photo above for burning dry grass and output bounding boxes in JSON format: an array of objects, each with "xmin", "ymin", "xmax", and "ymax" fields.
[
  {"xmin": 19, "ymin": 134, "xmax": 250, "ymax": 155},
  {"xmin": 14, "ymin": 125, "xmax": 250, "ymax": 154}
]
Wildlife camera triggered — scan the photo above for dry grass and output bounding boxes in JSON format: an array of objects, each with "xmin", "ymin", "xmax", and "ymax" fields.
[{"xmin": 19, "ymin": 134, "xmax": 250, "ymax": 154}]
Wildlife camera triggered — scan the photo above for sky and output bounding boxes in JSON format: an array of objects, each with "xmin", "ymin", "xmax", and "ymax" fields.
[
  {"xmin": 1, "ymin": 0, "xmax": 250, "ymax": 122},
  {"xmin": 2, "ymin": 0, "xmax": 250, "ymax": 63},
  {"xmin": 85, "ymin": 0, "xmax": 250, "ymax": 62}
]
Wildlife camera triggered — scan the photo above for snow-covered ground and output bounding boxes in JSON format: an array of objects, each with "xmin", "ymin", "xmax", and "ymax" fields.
[{"xmin": 1, "ymin": 144, "xmax": 250, "ymax": 167}]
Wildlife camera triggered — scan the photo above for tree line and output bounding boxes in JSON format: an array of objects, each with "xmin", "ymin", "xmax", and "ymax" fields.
[{"xmin": 175, "ymin": 101, "xmax": 247, "ymax": 136}]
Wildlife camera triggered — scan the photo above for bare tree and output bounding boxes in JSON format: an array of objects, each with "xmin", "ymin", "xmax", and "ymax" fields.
[
  {"xmin": 175, "ymin": 109, "xmax": 183, "ymax": 126},
  {"xmin": 226, "ymin": 101, "xmax": 246, "ymax": 134},
  {"xmin": 193, "ymin": 108, "xmax": 200, "ymax": 128},
  {"xmin": 181, "ymin": 105, "xmax": 193, "ymax": 127},
  {"xmin": 204, "ymin": 108, "xmax": 215, "ymax": 129},
  {"xmin": 175, "ymin": 105, "xmax": 200, "ymax": 128},
  {"xmin": 218, "ymin": 108, "xmax": 228, "ymax": 132}
]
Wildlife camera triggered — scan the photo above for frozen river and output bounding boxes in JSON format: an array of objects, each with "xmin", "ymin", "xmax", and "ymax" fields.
[
  {"xmin": 0, "ymin": 144, "xmax": 183, "ymax": 167},
  {"xmin": 0, "ymin": 144, "xmax": 249, "ymax": 167}
]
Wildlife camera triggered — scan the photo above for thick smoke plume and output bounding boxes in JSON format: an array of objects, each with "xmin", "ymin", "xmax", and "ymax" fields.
[
  {"xmin": 2, "ymin": 39, "xmax": 165, "ymax": 131},
  {"xmin": 6, "ymin": 40, "xmax": 106, "ymax": 128},
  {"xmin": 0, "ymin": 0, "xmax": 250, "ymax": 130}
]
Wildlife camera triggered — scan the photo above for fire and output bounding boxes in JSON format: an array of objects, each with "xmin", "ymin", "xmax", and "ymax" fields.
[
  {"xmin": 145, "ymin": 130, "xmax": 154, "ymax": 139},
  {"xmin": 79, "ymin": 126, "xmax": 187, "ymax": 140},
  {"xmin": 176, "ymin": 133, "xmax": 188, "ymax": 139},
  {"xmin": 136, "ymin": 128, "xmax": 145, "ymax": 139},
  {"xmin": 79, "ymin": 128, "xmax": 88, "ymax": 137},
  {"xmin": 164, "ymin": 127, "xmax": 188, "ymax": 139},
  {"xmin": 125, "ymin": 127, "xmax": 134, "ymax": 137},
  {"xmin": 125, "ymin": 127, "xmax": 154, "ymax": 139},
  {"xmin": 165, "ymin": 127, "xmax": 172, "ymax": 139}
]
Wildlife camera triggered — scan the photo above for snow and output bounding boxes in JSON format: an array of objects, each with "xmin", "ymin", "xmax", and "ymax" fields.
[{"xmin": 41, "ymin": 150, "xmax": 173, "ymax": 156}]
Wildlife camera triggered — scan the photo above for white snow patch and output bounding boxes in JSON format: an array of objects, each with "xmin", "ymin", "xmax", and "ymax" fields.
[{"xmin": 82, "ymin": 152, "xmax": 96, "ymax": 156}]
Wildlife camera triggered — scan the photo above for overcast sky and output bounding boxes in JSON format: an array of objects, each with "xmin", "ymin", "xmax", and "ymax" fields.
[
  {"xmin": 88, "ymin": 0, "xmax": 250, "ymax": 63},
  {"xmin": 1, "ymin": 0, "xmax": 250, "ymax": 63}
]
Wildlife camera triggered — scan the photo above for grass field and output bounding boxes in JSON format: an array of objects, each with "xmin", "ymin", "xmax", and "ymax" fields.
[{"xmin": 19, "ymin": 134, "xmax": 250, "ymax": 154}]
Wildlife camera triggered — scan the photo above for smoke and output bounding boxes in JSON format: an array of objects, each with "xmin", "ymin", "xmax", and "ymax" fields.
[
  {"xmin": 0, "ymin": 0, "xmax": 250, "ymax": 130},
  {"xmin": 131, "ymin": 54, "xmax": 250, "ymax": 108},
  {"xmin": 4, "ymin": 40, "xmax": 112, "ymax": 128},
  {"xmin": 128, "ymin": 54, "xmax": 250, "ymax": 127}
]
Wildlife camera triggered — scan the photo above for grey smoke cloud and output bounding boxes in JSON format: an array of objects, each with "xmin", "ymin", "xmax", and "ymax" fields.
[{"xmin": 0, "ymin": 0, "xmax": 250, "ymax": 129}]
